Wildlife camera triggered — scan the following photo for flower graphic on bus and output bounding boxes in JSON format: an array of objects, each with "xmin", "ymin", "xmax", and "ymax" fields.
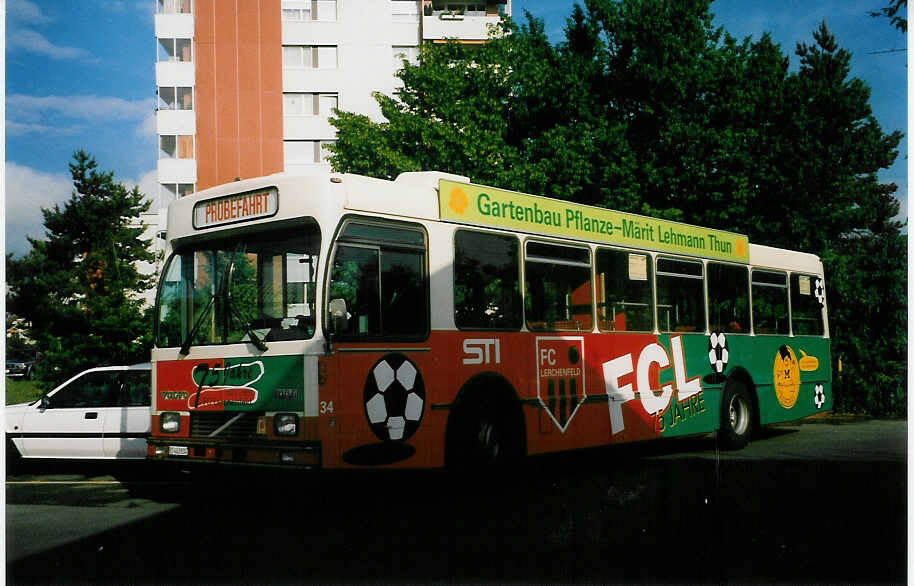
[
  {"xmin": 187, "ymin": 360, "xmax": 263, "ymax": 411},
  {"xmin": 448, "ymin": 187, "xmax": 469, "ymax": 215}
]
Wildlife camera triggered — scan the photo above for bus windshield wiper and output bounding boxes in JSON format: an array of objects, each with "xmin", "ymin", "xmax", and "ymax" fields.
[
  {"xmin": 225, "ymin": 258, "xmax": 269, "ymax": 352},
  {"xmin": 179, "ymin": 293, "xmax": 216, "ymax": 356},
  {"xmin": 179, "ymin": 248, "xmax": 235, "ymax": 356}
]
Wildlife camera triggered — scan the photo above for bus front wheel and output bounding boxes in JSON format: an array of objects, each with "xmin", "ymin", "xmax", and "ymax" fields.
[
  {"xmin": 446, "ymin": 389, "xmax": 524, "ymax": 469},
  {"xmin": 719, "ymin": 379, "xmax": 754, "ymax": 450}
]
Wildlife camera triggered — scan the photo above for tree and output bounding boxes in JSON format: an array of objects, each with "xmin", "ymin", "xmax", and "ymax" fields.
[
  {"xmin": 328, "ymin": 1, "xmax": 905, "ymax": 415},
  {"xmin": 6, "ymin": 151, "xmax": 156, "ymax": 390},
  {"xmin": 870, "ymin": 0, "xmax": 907, "ymax": 33},
  {"xmin": 328, "ymin": 13, "xmax": 639, "ymax": 209}
]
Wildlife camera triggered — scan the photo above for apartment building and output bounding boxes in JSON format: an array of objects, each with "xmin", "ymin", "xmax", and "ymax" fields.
[{"xmin": 153, "ymin": 0, "xmax": 511, "ymax": 212}]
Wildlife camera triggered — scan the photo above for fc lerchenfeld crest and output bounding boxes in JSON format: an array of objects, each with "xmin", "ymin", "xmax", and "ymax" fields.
[{"xmin": 536, "ymin": 337, "xmax": 586, "ymax": 432}]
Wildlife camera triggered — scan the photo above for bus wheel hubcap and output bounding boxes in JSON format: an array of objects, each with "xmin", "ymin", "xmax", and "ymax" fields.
[{"xmin": 729, "ymin": 395, "xmax": 748, "ymax": 435}]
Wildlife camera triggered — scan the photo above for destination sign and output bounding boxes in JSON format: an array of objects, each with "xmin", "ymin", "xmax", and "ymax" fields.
[
  {"xmin": 438, "ymin": 180, "xmax": 749, "ymax": 263},
  {"xmin": 193, "ymin": 188, "xmax": 278, "ymax": 229}
]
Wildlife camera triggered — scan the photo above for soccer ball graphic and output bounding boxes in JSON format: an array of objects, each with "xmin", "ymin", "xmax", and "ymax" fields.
[
  {"xmin": 814, "ymin": 278, "xmax": 826, "ymax": 306},
  {"xmin": 708, "ymin": 331, "xmax": 729, "ymax": 374},
  {"xmin": 363, "ymin": 354, "xmax": 425, "ymax": 442},
  {"xmin": 814, "ymin": 384, "xmax": 826, "ymax": 409}
]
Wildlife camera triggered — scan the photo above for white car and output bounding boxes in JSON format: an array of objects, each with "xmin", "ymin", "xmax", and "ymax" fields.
[{"xmin": 6, "ymin": 364, "xmax": 151, "ymax": 461}]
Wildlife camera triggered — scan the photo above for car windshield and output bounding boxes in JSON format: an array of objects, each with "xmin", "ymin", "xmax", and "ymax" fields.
[{"xmin": 155, "ymin": 221, "xmax": 321, "ymax": 348}]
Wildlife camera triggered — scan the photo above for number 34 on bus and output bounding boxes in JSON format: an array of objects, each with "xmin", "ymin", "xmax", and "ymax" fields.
[{"xmin": 148, "ymin": 170, "xmax": 831, "ymax": 469}]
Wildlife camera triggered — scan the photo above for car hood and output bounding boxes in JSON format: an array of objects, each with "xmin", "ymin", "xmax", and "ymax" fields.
[{"xmin": 5, "ymin": 402, "xmax": 33, "ymax": 431}]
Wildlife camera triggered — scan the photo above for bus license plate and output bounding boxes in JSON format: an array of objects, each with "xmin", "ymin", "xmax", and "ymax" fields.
[{"xmin": 169, "ymin": 446, "xmax": 189, "ymax": 456}]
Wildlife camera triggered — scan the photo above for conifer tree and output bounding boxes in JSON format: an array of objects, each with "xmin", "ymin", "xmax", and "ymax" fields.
[{"xmin": 7, "ymin": 151, "xmax": 156, "ymax": 389}]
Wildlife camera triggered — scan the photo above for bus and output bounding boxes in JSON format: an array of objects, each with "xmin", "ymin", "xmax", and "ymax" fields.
[{"xmin": 148, "ymin": 171, "xmax": 831, "ymax": 469}]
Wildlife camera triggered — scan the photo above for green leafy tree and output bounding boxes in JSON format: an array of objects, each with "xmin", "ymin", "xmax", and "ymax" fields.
[
  {"xmin": 328, "ymin": 13, "xmax": 639, "ymax": 209},
  {"xmin": 870, "ymin": 0, "xmax": 907, "ymax": 32},
  {"xmin": 328, "ymin": 1, "xmax": 905, "ymax": 415},
  {"xmin": 6, "ymin": 151, "xmax": 156, "ymax": 390}
]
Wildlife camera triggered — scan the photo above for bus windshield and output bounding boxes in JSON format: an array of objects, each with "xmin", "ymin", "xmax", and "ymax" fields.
[{"xmin": 156, "ymin": 221, "xmax": 321, "ymax": 349}]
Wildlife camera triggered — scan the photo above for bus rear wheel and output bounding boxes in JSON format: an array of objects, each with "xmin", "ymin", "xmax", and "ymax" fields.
[{"xmin": 719, "ymin": 379, "xmax": 754, "ymax": 450}]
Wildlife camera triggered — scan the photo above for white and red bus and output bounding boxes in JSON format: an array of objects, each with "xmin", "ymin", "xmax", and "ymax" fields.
[{"xmin": 148, "ymin": 171, "xmax": 831, "ymax": 468}]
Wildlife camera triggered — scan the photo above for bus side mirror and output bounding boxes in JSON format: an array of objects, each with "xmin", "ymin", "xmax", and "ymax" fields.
[{"xmin": 328, "ymin": 298, "xmax": 349, "ymax": 333}]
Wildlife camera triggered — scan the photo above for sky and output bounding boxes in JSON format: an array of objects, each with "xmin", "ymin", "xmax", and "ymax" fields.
[{"xmin": 3, "ymin": 0, "xmax": 908, "ymax": 257}]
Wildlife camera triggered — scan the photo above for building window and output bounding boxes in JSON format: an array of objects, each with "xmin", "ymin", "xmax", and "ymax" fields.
[
  {"xmin": 157, "ymin": 0, "xmax": 192, "ymax": 14},
  {"xmin": 158, "ymin": 86, "xmax": 193, "ymax": 110},
  {"xmin": 392, "ymin": 0, "xmax": 420, "ymax": 22},
  {"xmin": 284, "ymin": 140, "xmax": 336, "ymax": 165},
  {"xmin": 159, "ymin": 135, "xmax": 195, "ymax": 159},
  {"xmin": 432, "ymin": 2, "xmax": 486, "ymax": 16},
  {"xmin": 281, "ymin": 0, "xmax": 337, "ymax": 21},
  {"xmin": 283, "ymin": 45, "xmax": 338, "ymax": 69},
  {"xmin": 157, "ymin": 38, "xmax": 192, "ymax": 62},
  {"xmin": 282, "ymin": 0, "xmax": 311, "ymax": 20},
  {"xmin": 316, "ymin": 46, "xmax": 338, "ymax": 68},
  {"xmin": 392, "ymin": 46, "xmax": 419, "ymax": 70},
  {"xmin": 283, "ymin": 93, "xmax": 338, "ymax": 116},
  {"xmin": 314, "ymin": 0, "xmax": 338, "ymax": 21},
  {"xmin": 160, "ymin": 183, "xmax": 195, "ymax": 204}
]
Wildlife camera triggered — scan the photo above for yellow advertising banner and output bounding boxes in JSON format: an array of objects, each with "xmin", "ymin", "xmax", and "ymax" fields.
[{"xmin": 438, "ymin": 180, "xmax": 749, "ymax": 263}]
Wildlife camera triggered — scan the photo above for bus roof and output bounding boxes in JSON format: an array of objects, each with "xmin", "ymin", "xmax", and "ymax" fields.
[{"xmin": 164, "ymin": 170, "xmax": 820, "ymax": 274}]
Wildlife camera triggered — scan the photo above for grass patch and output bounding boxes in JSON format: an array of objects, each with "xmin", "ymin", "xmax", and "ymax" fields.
[{"xmin": 5, "ymin": 378, "xmax": 43, "ymax": 405}]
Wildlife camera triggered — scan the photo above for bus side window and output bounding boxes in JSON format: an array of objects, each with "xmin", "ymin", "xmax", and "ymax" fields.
[
  {"xmin": 752, "ymin": 270, "xmax": 789, "ymax": 335},
  {"xmin": 790, "ymin": 273, "xmax": 825, "ymax": 336},
  {"xmin": 707, "ymin": 262, "xmax": 749, "ymax": 333},
  {"xmin": 327, "ymin": 221, "xmax": 428, "ymax": 340},
  {"xmin": 453, "ymin": 230, "xmax": 522, "ymax": 330},
  {"xmin": 656, "ymin": 257, "xmax": 705, "ymax": 333},
  {"xmin": 524, "ymin": 242, "xmax": 592, "ymax": 331},
  {"xmin": 595, "ymin": 248, "xmax": 653, "ymax": 332}
]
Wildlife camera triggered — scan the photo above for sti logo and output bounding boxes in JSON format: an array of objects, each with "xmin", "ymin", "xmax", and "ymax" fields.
[
  {"xmin": 462, "ymin": 338, "xmax": 501, "ymax": 365},
  {"xmin": 536, "ymin": 337, "xmax": 585, "ymax": 432}
]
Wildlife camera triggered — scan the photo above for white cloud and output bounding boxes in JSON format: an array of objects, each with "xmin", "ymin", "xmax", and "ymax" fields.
[
  {"xmin": 8, "ymin": 93, "xmax": 154, "ymax": 123},
  {"xmin": 4, "ymin": 162, "xmax": 73, "ymax": 257},
  {"xmin": 6, "ymin": 120, "xmax": 83, "ymax": 136},
  {"xmin": 7, "ymin": 29, "xmax": 97, "ymax": 62},
  {"xmin": 138, "ymin": 112, "xmax": 158, "ymax": 138},
  {"xmin": 7, "ymin": 0, "xmax": 53, "ymax": 25},
  {"xmin": 120, "ymin": 169, "xmax": 161, "ymax": 209},
  {"xmin": 5, "ymin": 164, "xmax": 166, "ymax": 257}
]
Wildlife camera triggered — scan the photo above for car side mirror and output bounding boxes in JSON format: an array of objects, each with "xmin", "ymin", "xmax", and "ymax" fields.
[
  {"xmin": 39, "ymin": 394, "xmax": 50, "ymax": 410},
  {"xmin": 328, "ymin": 298, "xmax": 349, "ymax": 333}
]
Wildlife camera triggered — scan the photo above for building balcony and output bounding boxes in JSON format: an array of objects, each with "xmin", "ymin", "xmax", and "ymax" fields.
[
  {"xmin": 157, "ymin": 158, "xmax": 197, "ymax": 184},
  {"xmin": 157, "ymin": 109, "xmax": 196, "ymax": 135},
  {"xmin": 156, "ymin": 61, "xmax": 195, "ymax": 87},
  {"xmin": 281, "ymin": 21, "xmax": 345, "ymax": 46},
  {"xmin": 283, "ymin": 116, "xmax": 336, "ymax": 141},
  {"xmin": 282, "ymin": 68, "xmax": 345, "ymax": 93},
  {"xmin": 422, "ymin": 13, "xmax": 502, "ymax": 42},
  {"xmin": 155, "ymin": 13, "xmax": 194, "ymax": 38}
]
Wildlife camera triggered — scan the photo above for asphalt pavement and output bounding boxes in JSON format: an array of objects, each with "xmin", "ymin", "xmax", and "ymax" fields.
[{"xmin": 6, "ymin": 417, "xmax": 907, "ymax": 584}]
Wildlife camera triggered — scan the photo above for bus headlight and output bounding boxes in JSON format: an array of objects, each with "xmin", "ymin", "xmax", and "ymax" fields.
[
  {"xmin": 274, "ymin": 413, "xmax": 298, "ymax": 436},
  {"xmin": 160, "ymin": 412, "xmax": 181, "ymax": 433}
]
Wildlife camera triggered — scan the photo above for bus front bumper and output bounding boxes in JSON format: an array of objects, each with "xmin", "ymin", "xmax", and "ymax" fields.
[{"xmin": 147, "ymin": 439, "xmax": 321, "ymax": 469}]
